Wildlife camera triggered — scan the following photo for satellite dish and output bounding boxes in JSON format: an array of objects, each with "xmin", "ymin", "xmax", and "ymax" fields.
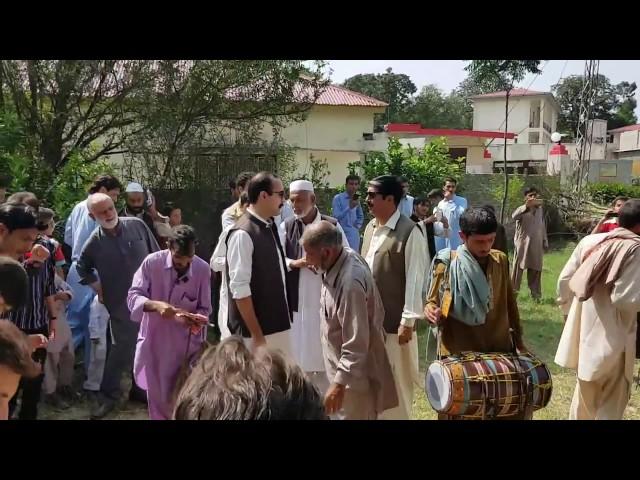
[{"xmin": 551, "ymin": 132, "xmax": 562, "ymax": 143}]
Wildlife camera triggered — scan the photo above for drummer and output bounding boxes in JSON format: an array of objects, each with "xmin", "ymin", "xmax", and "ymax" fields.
[{"xmin": 424, "ymin": 206, "xmax": 530, "ymax": 420}]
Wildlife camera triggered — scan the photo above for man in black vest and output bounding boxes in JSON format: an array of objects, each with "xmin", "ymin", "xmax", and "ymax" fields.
[
  {"xmin": 282, "ymin": 179, "xmax": 348, "ymax": 396},
  {"xmin": 225, "ymin": 172, "xmax": 292, "ymax": 357}
]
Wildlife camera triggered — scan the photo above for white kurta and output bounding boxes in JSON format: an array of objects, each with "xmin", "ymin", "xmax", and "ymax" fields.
[
  {"xmin": 283, "ymin": 211, "xmax": 348, "ymax": 374},
  {"xmin": 555, "ymin": 232, "xmax": 640, "ymax": 387}
]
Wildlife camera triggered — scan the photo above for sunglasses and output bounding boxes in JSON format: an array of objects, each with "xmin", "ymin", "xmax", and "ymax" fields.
[{"xmin": 366, "ymin": 191, "xmax": 382, "ymax": 199}]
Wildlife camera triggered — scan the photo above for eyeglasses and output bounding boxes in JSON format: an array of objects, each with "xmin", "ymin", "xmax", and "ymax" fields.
[
  {"xmin": 271, "ymin": 190, "xmax": 285, "ymax": 198},
  {"xmin": 366, "ymin": 191, "xmax": 381, "ymax": 199}
]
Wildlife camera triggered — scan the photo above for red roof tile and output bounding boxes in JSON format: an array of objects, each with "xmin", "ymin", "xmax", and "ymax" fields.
[
  {"xmin": 608, "ymin": 124, "xmax": 640, "ymax": 134},
  {"xmin": 315, "ymin": 84, "xmax": 388, "ymax": 107},
  {"xmin": 385, "ymin": 123, "xmax": 516, "ymax": 139}
]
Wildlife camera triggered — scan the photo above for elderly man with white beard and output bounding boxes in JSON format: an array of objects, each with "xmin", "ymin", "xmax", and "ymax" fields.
[
  {"xmin": 76, "ymin": 193, "xmax": 160, "ymax": 419},
  {"xmin": 282, "ymin": 180, "xmax": 348, "ymax": 396}
]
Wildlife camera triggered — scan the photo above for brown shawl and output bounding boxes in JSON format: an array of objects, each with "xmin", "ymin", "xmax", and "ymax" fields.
[{"xmin": 569, "ymin": 228, "xmax": 640, "ymax": 302}]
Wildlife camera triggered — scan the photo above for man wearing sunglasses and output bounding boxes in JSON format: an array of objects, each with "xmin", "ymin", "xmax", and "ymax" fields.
[{"xmin": 225, "ymin": 172, "xmax": 293, "ymax": 358}]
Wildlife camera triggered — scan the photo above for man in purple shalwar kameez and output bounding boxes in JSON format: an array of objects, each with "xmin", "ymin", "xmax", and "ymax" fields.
[{"xmin": 128, "ymin": 225, "xmax": 211, "ymax": 420}]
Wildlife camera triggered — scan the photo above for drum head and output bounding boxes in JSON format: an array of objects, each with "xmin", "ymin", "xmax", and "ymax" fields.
[{"xmin": 426, "ymin": 362, "xmax": 452, "ymax": 412}]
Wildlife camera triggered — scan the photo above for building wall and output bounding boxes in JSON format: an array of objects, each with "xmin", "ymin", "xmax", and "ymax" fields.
[
  {"xmin": 619, "ymin": 130, "xmax": 640, "ymax": 152},
  {"xmin": 472, "ymin": 97, "xmax": 532, "ymax": 143},
  {"xmin": 261, "ymin": 105, "xmax": 383, "ymax": 152},
  {"xmin": 290, "ymin": 149, "xmax": 362, "ymax": 187}
]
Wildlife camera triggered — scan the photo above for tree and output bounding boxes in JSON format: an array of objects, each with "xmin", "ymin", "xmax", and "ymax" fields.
[
  {"xmin": 0, "ymin": 60, "xmax": 153, "ymax": 173},
  {"xmin": 342, "ymin": 68, "xmax": 417, "ymax": 130},
  {"xmin": 464, "ymin": 60, "xmax": 543, "ymax": 223},
  {"xmin": 407, "ymin": 85, "xmax": 471, "ymax": 129},
  {"xmin": 610, "ymin": 81, "xmax": 638, "ymax": 130},
  {"xmin": 350, "ymin": 136, "xmax": 464, "ymax": 201},
  {"xmin": 123, "ymin": 60, "xmax": 328, "ymax": 189},
  {"xmin": 552, "ymin": 75, "xmax": 637, "ymax": 134}
]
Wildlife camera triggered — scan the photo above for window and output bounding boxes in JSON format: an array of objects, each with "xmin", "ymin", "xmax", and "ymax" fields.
[
  {"xmin": 599, "ymin": 164, "xmax": 617, "ymax": 177},
  {"xmin": 528, "ymin": 132, "xmax": 540, "ymax": 143}
]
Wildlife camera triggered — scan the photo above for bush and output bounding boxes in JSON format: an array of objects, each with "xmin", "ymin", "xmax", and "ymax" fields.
[{"xmin": 587, "ymin": 182, "xmax": 640, "ymax": 206}]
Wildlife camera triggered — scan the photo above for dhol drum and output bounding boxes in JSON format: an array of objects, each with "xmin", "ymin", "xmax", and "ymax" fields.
[{"xmin": 425, "ymin": 352, "xmax": 552, "ymax": 419}]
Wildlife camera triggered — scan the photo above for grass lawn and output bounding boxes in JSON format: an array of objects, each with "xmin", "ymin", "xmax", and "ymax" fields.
[{"xmin": 413, "ymin": 242, "xmax": 640, "ymax": 420}]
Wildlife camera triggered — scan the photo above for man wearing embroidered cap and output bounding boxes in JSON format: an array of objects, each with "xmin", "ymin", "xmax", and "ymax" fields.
[
  {"xmin": 119, "ymin": 182, "xmax": 161, "ymax": 244},
  {"xmin": 282, "ymin": 179, "xmax": 348, "ymax": 395}
]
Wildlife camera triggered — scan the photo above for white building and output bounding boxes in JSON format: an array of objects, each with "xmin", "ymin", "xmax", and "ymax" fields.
[{"xmin": 471, "ymin": 88, "xmax": 560, "ymax": 145}]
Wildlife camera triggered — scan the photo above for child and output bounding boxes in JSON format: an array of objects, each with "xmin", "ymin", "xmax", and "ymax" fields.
[
  {"xmin": 42, "ymin": 275, "xmax": 76, "ymax": 410},
  {"xmin": 83, "ymin": 295, "xmax": 110, "ymax": 400},
  {"xmin": 39, "ymin": 208, "xmax": 66, "ymax": 279}
]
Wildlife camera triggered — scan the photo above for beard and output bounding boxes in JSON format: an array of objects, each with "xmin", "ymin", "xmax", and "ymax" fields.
[
  {"xmin": 98, "ymin": 217, "xmax": 119, "ymax": 229},
  {"xmin": 128, "ymin": 205, "xmax": 144, "ymax": 214},
  {"xmin": 294, "ymin": 206, "xmax": 314, "ymax": 220}
]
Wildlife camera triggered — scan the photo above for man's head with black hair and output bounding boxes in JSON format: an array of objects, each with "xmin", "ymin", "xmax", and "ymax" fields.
[
  {"xmin": 168, "ymin": 225, "xmax": 198, "ymax": 276},
  {"xmin": 618, "ymin": 199, "xmax": 640, "ymax": 234},
  {"xmin": 0, "ymin": 257, "xmax": 29, "ymax": 315},
  {"xmin": 88, "ymin": 175, "xmax": 122, "ymax": 203},
  {"xmin": 6, "ymin": 192, "xmax": 39, "ymax": 210},
  {"xmin": 459, "ymin": 207, "xmax": 498, "ymax": 259},
  {"xmin": 367, "ymin": 175, "xmax": 403, "ymax": 221},
  {"xmin": 0, "ymin": 203, "xmax": 39, "ymax": 260}
]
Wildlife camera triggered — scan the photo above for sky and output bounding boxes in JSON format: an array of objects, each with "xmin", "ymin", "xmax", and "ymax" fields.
[{"xmin": 325, "ymin": 60, "xmax": 640, "ymax": 117}]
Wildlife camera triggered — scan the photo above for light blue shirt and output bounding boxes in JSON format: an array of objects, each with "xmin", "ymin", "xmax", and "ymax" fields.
[
  {"xmin": 437, "ymin": 195, "xmax": 467, "ymax": 251},
  {"xmin": 64, "ymin": 198, "xmax": 98, "ymax": 262},
  {"xmin": 399, "ymin": 195, "xmax": 414, "ymax": 218},
  {"xmin": 332, "ymin": 192, "xmax": 364, "ymax": 251}
]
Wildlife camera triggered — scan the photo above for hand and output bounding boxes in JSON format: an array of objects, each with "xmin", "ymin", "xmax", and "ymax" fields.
[
  {"xmin": 97, "ymin": 292, "xmax": 105, "ymax": 304},
  {"xmin": 28, "ymin": 334, "xmax": 48, "ymax": 351},
  {"xmin": 290, "ymin": 258, "xmax": 308, "ymax": 270},
  {"xmin": 516, "ymin": 344, "xmax": 531, "ymax": 355},
  {"xmin": 425, "ymin": 304, "xmax": 442, "ymax": 325},
  {"xmin": 175, "ymin": 312, "xmax": 208, "ymax": 334},
  {"xmin": 154, "ymin": 301, "xmax": 179, "ymax": 319},
  {"xmin": 324, "ymin": 383, "xmax": 346, "ymax": 415},
  {"xmin": 543, "ymin": 240, "xmax": 549, "ymax": 251},
  {"xmin": 49, "ymin": 319, "xmax": 57, "ymax": 341},
  {"xmin": 441, "ymin": 216, "xmax": 449, "ymax": 229},
  {"xmin": 54, "ymin": 291, "xmax": 70, "ymax": 302},
  {"xmin": 349, "ymin": 198, "xmax": 359, "ymax": 209},
  {"xmin": 91, "ymin": 338, "xmax": 101, "ymax": 345},
  {"xmin": 398, "ymin": 325, "xmax": 413, "ymax": 345},
  {"xmin": 30, "ymin": 244, "xmax": 50, "ymax": 262},
  {"xmin": 424, "ymin": 215, "xmax": 437, "ymax": 225},
  {"xmin": 251, "ymin": 335, "xmax": 267, "ymax": 351}
]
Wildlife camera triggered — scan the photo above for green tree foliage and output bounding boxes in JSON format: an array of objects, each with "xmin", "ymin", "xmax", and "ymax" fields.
[
  {"xmin": 552, "ymin": 75, "xmax": 638, "ymax": 135},
  {"xmin": 342, "ymin": 68, "xmax": 417, "ymax": 130},
  {"xmin": 405, "ymin": 85, "xmax": 471, "ymax": 129}
]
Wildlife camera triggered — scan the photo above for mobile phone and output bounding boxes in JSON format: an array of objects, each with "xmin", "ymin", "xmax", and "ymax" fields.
[{"xmin": 353, "ymin": 193, "xmax": 360, "ymax": 200}]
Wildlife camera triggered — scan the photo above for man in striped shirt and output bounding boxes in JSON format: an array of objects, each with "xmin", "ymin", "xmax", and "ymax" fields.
[{"xmin": 0, "ymin": 200, "xmax": 58, "ymax": 419}]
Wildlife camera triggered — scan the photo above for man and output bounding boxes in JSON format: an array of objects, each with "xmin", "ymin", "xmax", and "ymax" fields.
[
  {"xmin": 428, "ymin": 189, "xmax": 449, "ymax": 253},
  {"xmin": 119, "ymin": 182, "xmax": 162, "ymax": 243},
  {"xmin": 425, "ymin": 207, "xmax": 528, "ymax": 420},
  {"xmin": 398, "ymin": 176, "xmax": 414, "ymax": 218},
  {"xmin": 302, "ymin": 221, "xmax": 398, "ymax": 420},
  {"xmin": 282, "ymin": 180, "xmax": 348, "ymax": 396},
  {"xmin": 482, "ymin": 204, "xmax": 508, "ymax": 255},
  {"xmin": 0, "ymin": 257, "xmax": 29, "ymax": 316},
  {"xmin": 555, "ymin": 199, "xmax": 640, "ymax": 420},
  {"xmin": 173, "ymin": 336, "xmax": 326, "ymax": 420},
  {"xmin": 361, "ymin": 175, "xmax": 427, "ymax": 420},
  {"xmin": 332, "ymin": 174, "xmax": 364, "ymax": 251},
  {"xmin": 64, "ymin": 174, "xmax": 121, "ymax": 367},
  {"xmin": 0, "ymin": 320, "xmax": 43, "ymax": 420},
  {"xmin": 591, "ymin": 196, "xmax": 628, "ymax": 234},
  {"xmin": 128, "ymin": 225, "xmax": 211, "ymax": 420},
  {"xmin": 76, "ymin": 193, "xmax": 160, "ymax": 418},
  {"xmin": 211, "ymin": 192, "xmax": 249, "ymax": 340},
  {"xmin": 437, "ymin": 177, "xmax": 467, "ymax": 252},
  {"xmin": 511, "ymin": 186, "xmax": 548, "ymax": 301},
  {"xmin": 225, "ymin": 172, "xmax": 292, "ymax": 356},
  {"xmin": 411, "ymin": 196, "xmax": 448, "ymax": 261},
  {"xmin": 222, "ymin": 171, "xmax": 255, "ymax": 229},
  {"xmin": 1, "ymin": 197, "xmax": 58, "ymax": 420}
]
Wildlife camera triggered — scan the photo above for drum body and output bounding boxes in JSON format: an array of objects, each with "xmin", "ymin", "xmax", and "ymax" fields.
[{"xmin": 426, "ymin": 352, "xmax": 552, "ymax": 419}]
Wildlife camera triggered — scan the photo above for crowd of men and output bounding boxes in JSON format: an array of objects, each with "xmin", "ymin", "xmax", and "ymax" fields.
[{"xmin": 1, "ymin": 168, "xmax": 640, "ymax": 421}]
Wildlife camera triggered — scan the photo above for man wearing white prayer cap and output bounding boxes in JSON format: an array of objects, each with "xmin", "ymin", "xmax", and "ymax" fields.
[
  {"xmin": 119, "ymin": 182, "xmax": 162, "ymax": 246},
  {"xmin": 282, "ymin": 179, "xmax": 348, "ymax": 396}
]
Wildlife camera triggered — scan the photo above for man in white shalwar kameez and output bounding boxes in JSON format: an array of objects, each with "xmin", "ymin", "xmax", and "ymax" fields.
[
  {"xmin": 281, "ymin": 180, "xmax": 348, "ymax": 397},
  {"xmin": 555, "ymin": 199, "xmax": 640, "ymax": 420}
]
